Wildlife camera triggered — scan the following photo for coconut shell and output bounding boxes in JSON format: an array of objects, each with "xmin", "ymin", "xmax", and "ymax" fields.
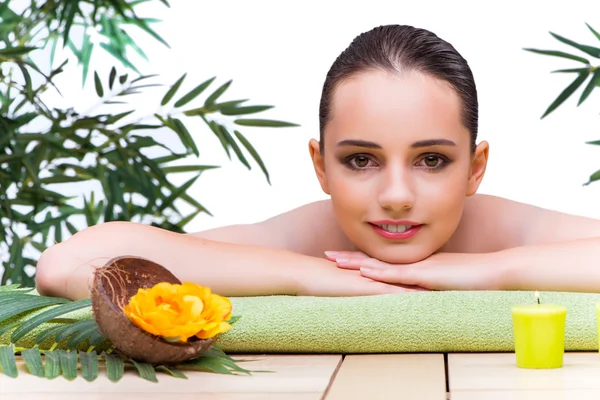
[{"xmin": 91, "ymin": 255, "xmax": 213, "ymax": 365}]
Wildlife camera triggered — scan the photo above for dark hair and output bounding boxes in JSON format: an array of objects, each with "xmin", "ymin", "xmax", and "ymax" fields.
[{"xmin": 318, "ymin": 24, "xmax": 478, "ymax": 153}]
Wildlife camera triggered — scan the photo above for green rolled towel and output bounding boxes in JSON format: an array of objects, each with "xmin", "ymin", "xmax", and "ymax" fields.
[{"xmin": 2, "ymin": 291, "xmax": 600, "ymax": 353}]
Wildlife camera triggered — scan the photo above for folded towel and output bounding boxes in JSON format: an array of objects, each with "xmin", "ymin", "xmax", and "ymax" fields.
[{"xmin": 2, "ymin": 291, "xmax": 600, "ymax": 353}]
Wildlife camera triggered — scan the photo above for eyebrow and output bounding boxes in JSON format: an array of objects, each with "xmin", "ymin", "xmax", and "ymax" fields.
[{"xmin": 336, "ymin": 139, "xmax": 456, "ymax": 149}]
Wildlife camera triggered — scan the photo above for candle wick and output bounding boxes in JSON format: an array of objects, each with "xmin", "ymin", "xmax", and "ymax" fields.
[{"xmin": 537, "ymin": 296, "xmax": 540, "ymax": 305}]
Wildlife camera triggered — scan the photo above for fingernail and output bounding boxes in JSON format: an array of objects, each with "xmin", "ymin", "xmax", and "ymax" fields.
[
  {"xmin": 324, "ymin": 251, "xmax": 338, "ymax": 257},
  {"xmin": 360, "ymin": 267, "xmax": 374, "ymax": 273},
  {"xmin": 336, "ymin": 258, "xmax": 349, "ymax": 265}
]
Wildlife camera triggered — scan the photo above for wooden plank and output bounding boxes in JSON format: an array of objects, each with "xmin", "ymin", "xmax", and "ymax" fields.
[
  {"xmin": 452, "ymin": 389, "xmax": 600, "ymax": 400},
  {"xmin": 449, "ymin": 352, "xmax": 600, "ymax": 399},
  {"xmin": 0, "ymin": 354, "xmax": 342, "ymax": 399},
  {"xmin": 325, "ymin": 354, "xmax": 446, "ymax": 400}
]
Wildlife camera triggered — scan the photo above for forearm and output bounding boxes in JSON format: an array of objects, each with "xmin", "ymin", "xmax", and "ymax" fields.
[
  {"xmin": 36, "ymin": 221, "xmax": 321, "ymax": 300},
  {"xmin": 496, "ymin": 237, "xmax": 600, "ymax": 292}
]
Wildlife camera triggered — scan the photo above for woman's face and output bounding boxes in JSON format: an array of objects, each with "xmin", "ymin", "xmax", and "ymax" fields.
[{"xmin": 310, "ymin": 69, "xmax": 488, "ymax": 264}]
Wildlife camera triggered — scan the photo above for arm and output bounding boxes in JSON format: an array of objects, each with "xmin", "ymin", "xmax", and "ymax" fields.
[
  {"xmin": 36, "ymin": 221, "xmax": 408, "ymax": 300},
  {"xmin": 328, "ymin": 195, "xmax": 600, "ymax": 292}
]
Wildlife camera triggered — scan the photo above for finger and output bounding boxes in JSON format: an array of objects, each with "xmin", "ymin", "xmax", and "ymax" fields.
[
  {"xmin": 336, "ymin": 256, "xmax": 383, "ymax": 270},
  {"xmin": 360, "ymin": 266, "xmax": 419, "ymax": 286},
  {"xmin": 324, "ymin": 250, "xmax": 369, "ymax": 261}
]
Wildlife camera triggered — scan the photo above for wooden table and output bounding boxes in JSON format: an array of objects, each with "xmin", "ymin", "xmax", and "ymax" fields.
[{"xmin": 2, "ymin": 352, "xmax": 600, "ymax": 399}]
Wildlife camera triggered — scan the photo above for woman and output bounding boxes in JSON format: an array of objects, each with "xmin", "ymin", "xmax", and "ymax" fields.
[{"xmin": 36, "ymin": 25, "xmax": 600, "ymax": 301}]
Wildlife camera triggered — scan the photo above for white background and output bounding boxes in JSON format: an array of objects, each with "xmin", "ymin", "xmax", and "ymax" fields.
[{"xmin": 27, "ymin": 0, "xmax": 600, "ymax": 233}]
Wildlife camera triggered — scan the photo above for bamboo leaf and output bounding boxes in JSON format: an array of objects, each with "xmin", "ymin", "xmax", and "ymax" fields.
[
  {"xmin": 174, "ymin": 76, "xmax": 216, "ymax": 107},
  {"xmin": 220, "ymin": 105, "xmax": 274, "ymax": 116},
  {"xmin": 584, "ymin": 169, "xmax": 600, "ymax": 185},
  {"xmin": 104, "ymin": 352, "xmax": 124, "ymax": 382},
  {"xmin": 234, "ymin": 130, "xmax": 270, "ymax": 184},
  {"xmin": 130, "ymin": 359, "xmax": 158, "ymax": 382},
  {"xmin": 219, "ymin": 125, "xmax": 250, "ymax": 169},
  {"xmin": 109, "ymin": 66, "xmax": 117, "ymax": 89},
  {"xmin": 11, "ymin": 299, "xmax": 92, "ymax": 343},
  {"xmin": 234, "ymin": 119, "xmax": 300, "ymax": 128},
  {"xmin": 541, "ymin": 72, "xmax": 590, "ymax": 118},
  {"xmin": 523, "ymin": 48, "xmax": 590, "ymax": 64},
  {"xmin": 161, "ymin": 165, "xmax": 219, "ymax": 174},
  {"xmin": 161, "ymin": 73, "xmax": 186, "ymax": 105},
  {"xmin": 57, "ymin": 350, "xmax": 78, "ymax": 380},
  {"xmin": 170, "ymin": 117, "xmax": 199, "ymax": 156},
  {"xmin": 44, "ymin": 351, "xmax": 61, "ymax": 379},
  {"xmin": 29, "ymin": 241, "xmax": 47, "ymax": 253},
  {"xmin": 35, "ymin": 324, "xmax": 67, "ymax": 345},
  {"xmin": 158, "ymin": 174, "xmax": 200, "ymax": 213},
  {"xmin": 579, "ymin": 69, "xmax": 600, "ymax": 105},
  {"xmin": 22, "ymin": 348, "xmax": 45, "ymax": 377},
  {"xmin": 550, "ymin": 32, "xmax": 600, "ymax": 58},
  {"xmin": 94, "ymin": 71, "xmax": 104, "ymax": 97},
  {"xmin": 204, "ymin": 79, "xmax": 232, "ymax": 106},
  {"xmin": 54, "ymin": 319, "xmax": 96, "ymax": 344},
  {"xmin": 0, "ymin": 46, "xmax": 38, "ymax": 57},
  {"xmin": 79, "ymin": 350, "xmax": 99, "ymax": 382},
  {"xmin": 0, "ymin": 345, "xmax": 17, "ymax": 378}
]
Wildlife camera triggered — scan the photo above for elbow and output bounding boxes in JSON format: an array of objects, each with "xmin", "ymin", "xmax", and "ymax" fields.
[{"xmin": 35, "ymin": 241, "xmax": 67, "ymax": 297}]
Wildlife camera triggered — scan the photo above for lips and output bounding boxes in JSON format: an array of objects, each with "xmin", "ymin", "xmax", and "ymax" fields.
[{"xmin": 369, "ymin": 222, "xmax": 422, "ymax": 240}]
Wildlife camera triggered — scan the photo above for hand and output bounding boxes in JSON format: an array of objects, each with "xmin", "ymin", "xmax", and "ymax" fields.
[
  {"xmin": 325, "ymin": 251, "xmax": 502, "ymax": 291},
  {"xmin": 294, "ymin": 258, "xmax": 424, "ymax": 297}
]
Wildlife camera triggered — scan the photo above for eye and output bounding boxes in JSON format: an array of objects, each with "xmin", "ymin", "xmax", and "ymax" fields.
[
  {"xmin": 416, "ymin": 154, "xmax": 449, "ymax": 170},
  {"xmin": 343, "ymin": 154, "xmax": 377, "ymax": 170}
]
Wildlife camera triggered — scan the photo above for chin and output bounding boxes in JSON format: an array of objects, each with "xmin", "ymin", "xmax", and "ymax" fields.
[{"xmin": 361, "ymin": 245, "xmax": 435, "ymax": 265}]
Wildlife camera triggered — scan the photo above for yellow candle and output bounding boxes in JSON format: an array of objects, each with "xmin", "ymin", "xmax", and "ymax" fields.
[
  {"xmin": 596, "ymin": 303, "xmax": 600, "ymax": 352},
  {"xmin": 511, "ymin": 294, "xmax": 567, "ymax": 369}
]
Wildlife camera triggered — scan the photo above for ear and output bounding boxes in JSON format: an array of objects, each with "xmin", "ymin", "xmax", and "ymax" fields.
[
  {"xmin": 466, "ymin": 140, "xmax": 489, "ymax": 196},
  {"xmin": 308, "ymin": 138, "xmax": 330, "ymax": 194}
]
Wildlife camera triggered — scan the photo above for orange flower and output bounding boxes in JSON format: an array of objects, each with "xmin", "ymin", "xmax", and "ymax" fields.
[{"xmin": 123, "ymin": 282, "xmax": 233, "ymax": 343}]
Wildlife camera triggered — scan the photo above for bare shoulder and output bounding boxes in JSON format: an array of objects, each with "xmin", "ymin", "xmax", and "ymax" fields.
[
  {"xmin": 259, "ymin": 199, "xmax": 355, "ymax": 257},
  {"xmin": 189, "ymin": 199, "xmax": 353, "ymax": 257},
  {"xmin": 445, "ymin": 193, "xmax": 600, "ymax": 253}
]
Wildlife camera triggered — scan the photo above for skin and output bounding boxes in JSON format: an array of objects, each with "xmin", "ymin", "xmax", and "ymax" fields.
[
  {"xmin": 36, "ymin": 68, "xmax": 600, "ymax": 301},
  {"xmin": 308, "ymin": 69, "xmax": 488, "ymax": 265}
]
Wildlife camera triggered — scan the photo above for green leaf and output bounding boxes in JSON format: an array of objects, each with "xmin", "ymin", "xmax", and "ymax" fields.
[
  {"xmin": 156, "ymin": 365, "xmax": 188, "ymax": 379},
  {"xmin": 579, "ymin": 69, "xmax": 600, "ymax": 105},
  {"xmin": 161, "ymin": 165, "xmax": 219, "ymax": 174},
  {"xmin": 220, "ymin": 105, "xmax": 274, "ymax": 116},
  {"xmin": 204, "ymin": 79, "xmax": 232, "ymax": 106},
  {"xmin": 550, "ymin": 32, "xmax": 600, "ymax": 58},
  {"xmin": 523, "ymin": 48, "xmax": 590, "ymax": 64},
  {"xmin": 79, "ymin": 350, "xmax": 99, "ymax": 382},
  {"xmin": 0, "ymin": 295, "xmax": 68, "ymax": 328},
  {"xmin": 11, "ymin": 299, "xmax": 92, "ymax": 343},
  {"xmin": 228, "ymin": 315, "xmax": 241, "ymax": 325},
  {"xmin": 35, "ymin": 325, "xmax": 66, "ymax": 345},
  {"xmin": 94, "ymin": 71, "xmax": 104, "ymax": 97},
  {"xmin": 57, "ymin": 350, "xmax": 78, "ymax": 380},
  {"xmin": 234, "ymin": 119, "xmax": 300, "ymax": 128},
  {"xmin": 541, "ymin": 72, "xmax": 590, "ymax": 118},
  {"xmin": 234, "ymin": 130, "xmax": 270, "ymax": 184},
  {"xmin": 161, "ymin": 73, "xmax": 186, "ymax": 105},
  {"xmin": 109, "ymin": 66, "xmax": 117, "ymax": 90},
  {"xmin": 170, "ymin": 117, "xmax": 199, "ymax": 156},
  {"xmin": 0, "ymin": 46, "xmax": 38, "ymax": 57},
  {"xmin": 0, "ymin": 345, "xmax": 17, "ymax": 378},
  {"xmin": 22, "ymin": 348, "xmax": 45, "ymax": 377},
  {"xmin": 44, "ymin": 351, "xmax": 61, "ymax": 379},
  {"xmin": 158, "ymin": 174, "xmax": 200, "ymax": 213},
  {"xmin": 219, "ymin": 125, "xmax": 250, "ymax": 169},
  {"xmin": 174, "ymin": 76, "xmax": 216, "ymax": 107},
  {"xmin": 127, "ymin": 15, "xmax": 170, "ymax": 48},
  {"xmin": 551, "ymin": 67, "xmax": 591, "ymax": 73},
  {"xmin": 130, "ymin": 359, "xmax": 158, "ymax": 382},
  {"xmin": 104, "ymin": 352, "xmax": 124, "ymax": 382},
  {"xmin": 586, "ymin": 23, "xmax": 600, "ymax": 42}
]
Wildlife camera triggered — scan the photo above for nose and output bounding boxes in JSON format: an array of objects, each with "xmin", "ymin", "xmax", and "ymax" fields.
[{"xmin": 377, "ymin": 164, "xmax": 416, "ymax": 212}]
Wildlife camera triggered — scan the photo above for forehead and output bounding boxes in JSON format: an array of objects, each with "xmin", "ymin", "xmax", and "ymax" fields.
[{"xmin": 325, "ymin": 69, "xmax": 468, "ymax": 148}]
